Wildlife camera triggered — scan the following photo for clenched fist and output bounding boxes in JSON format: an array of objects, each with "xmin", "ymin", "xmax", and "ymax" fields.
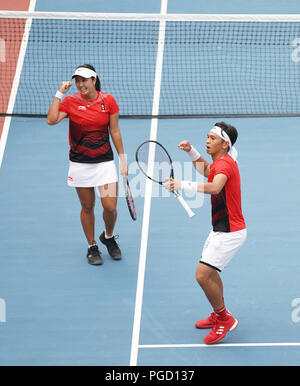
[
  {"xmin": 178, "ymin": 140, "xmax": 192, "ymax": 152},
  {"xmin": 59, "ymin": 81, "xmax": 72, "ymax": 94}
]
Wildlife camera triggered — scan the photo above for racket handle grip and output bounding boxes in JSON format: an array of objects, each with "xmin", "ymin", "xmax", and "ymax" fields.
[{"xmin": 176, "ymin": 193, "xmax": 195, "ymax": 218}]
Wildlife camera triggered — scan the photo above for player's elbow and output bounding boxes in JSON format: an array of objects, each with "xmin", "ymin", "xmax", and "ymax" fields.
[
  {"xmin": 209, "ymin": 175, "xmax": 227, "ymax": 195},
  {"xmin": 204, "ymin": 166, "xmax": 210, "ymax": 178},
  {"xmin": 46, "ymin": 117, "xmax": 56, "ymax": 125},
  {"xmin": 210, "ymin": 184, "xmax": 223, "ymax": 195}
]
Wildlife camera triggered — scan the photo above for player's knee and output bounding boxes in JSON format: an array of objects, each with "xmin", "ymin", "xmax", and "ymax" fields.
[
  {"xmin": 103, "ymin": 205, "xmax": 117, "ymax": 215},
  {"xmin": 81, "ymin": 204, "xmax": 95, "ymax": 214},
  {"xmin": 102, "ymin": 197, "xmax": 117, "ymax": 213},
  {"xmin": 195, "ymin": 267, "xmax": 209, "ymax": 287}
]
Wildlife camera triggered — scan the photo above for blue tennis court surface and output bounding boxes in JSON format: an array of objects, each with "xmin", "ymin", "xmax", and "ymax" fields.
[{"xmin": 1, "ymin": 0, "xmax": 300, "ymax": 367}]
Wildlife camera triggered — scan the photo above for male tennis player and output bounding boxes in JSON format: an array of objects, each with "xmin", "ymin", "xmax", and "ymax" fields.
[
  {"xmin": 165, "ymin": 122, "xmax": 246, "ymax": 344},
  {"xmin": 47, "ymin": 64, "xmax": 128, "ymax": 265}
]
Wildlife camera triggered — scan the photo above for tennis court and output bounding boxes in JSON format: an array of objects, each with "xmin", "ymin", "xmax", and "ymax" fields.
[{"xmin": 0, "ymin": 0, "xmax": 300, "ymax": 367}]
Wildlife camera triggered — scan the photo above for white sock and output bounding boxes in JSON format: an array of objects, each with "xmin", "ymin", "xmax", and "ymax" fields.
[{"xmin": 105, "ymin": 231, "xmax": 113, "ymax": 239}]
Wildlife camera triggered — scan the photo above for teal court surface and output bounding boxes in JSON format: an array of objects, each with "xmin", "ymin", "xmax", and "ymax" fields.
[{"xmin": 0, "ymin": 0, "xmax": 300, "ymax": 366}]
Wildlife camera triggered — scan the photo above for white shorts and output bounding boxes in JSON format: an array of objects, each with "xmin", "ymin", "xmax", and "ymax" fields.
[
  {"xmin": 67, "ymin": 160, "xmax": 118, "ymax": 187},
  {"xmin": 200, "ymin": 228, "xmax": 247, "ymax": 272}
]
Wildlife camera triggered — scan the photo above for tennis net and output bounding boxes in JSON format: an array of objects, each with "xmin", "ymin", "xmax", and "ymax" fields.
[{"xmin": 1, "ymin": 11, "xmax": 300, "ymax": 118}]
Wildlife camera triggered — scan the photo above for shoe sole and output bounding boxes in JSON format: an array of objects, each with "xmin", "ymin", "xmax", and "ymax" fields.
[
  {"xmin": 88, "ymin": 260, "xmax": 103, "ymax": 265},
  {"xmin": 87, "ymin": 258, "xmax": 103, "ymax": 265},
  {"xmin": 111, "ymin": 255, "xmax": 122, "ymax": 260},
  {"xmin": 229, "ymin": 319, "xmax": 238, "ymax": 331}
]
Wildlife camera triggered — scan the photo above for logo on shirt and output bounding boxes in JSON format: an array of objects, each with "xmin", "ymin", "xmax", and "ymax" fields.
[
  {"xmin": 78, "ymin": 106, "xmax": 87, "ymax": 110},
  {"xmin": 101, "ymin": 103, "xmax": 105, "ymax": 112}
]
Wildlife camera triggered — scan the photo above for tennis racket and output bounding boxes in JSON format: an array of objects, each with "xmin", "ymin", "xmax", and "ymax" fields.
[
  {"xmin": 135, "ymin": 140, "xmax": 195, "ymax": 218},
  {"xmin": 123, "ymin": 177, "xmax": 137, "ymax": 221}
]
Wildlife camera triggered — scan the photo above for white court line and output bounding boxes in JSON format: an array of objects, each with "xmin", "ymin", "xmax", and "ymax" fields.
[
  {"xmin": 139, "ymin": 342, "xmax": 300, "ymax": 349},
  {"xmin": 129, "ymin": 0, "xmax": 168, "ymax": 367},
  {"xmin": 0, "ymin": 0, "xmax": 36, "ymax": 168}
]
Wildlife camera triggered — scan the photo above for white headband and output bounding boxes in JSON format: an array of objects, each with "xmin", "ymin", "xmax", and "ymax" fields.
[
  {"xmin": 210, "ymin": 126, "xmax": 238, "ymax": 161},
  {"xmin": 72, "ymin": 67, "xmax": 97, "ymax": 79}
]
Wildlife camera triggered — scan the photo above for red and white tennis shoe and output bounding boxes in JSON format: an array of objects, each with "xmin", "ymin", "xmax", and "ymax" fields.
[{"xmin": 203, "ymin": 314, "xmax": 238, "ymax": 345}]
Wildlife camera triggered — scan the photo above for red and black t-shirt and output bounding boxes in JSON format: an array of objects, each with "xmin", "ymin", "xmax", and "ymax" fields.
[
  {"xmin": 208, "ymin": 154, "xmax": 246, "ymax": 232},
  {"xmin": 59, "ymin": 91, "xmax": 119, "ymax": 163}
]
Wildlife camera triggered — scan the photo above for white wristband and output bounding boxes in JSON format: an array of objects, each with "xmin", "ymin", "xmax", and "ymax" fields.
[
  {"xmin": 187, "ymin": 146, "xmax": 201, "ymax": 161},
  {"xmin": 55, "ymin": 90, "xmax": 64, "ymax": 100},
  {"xmin": 181, "ymin": 180, "xmax": 198, "ymax": 192}
]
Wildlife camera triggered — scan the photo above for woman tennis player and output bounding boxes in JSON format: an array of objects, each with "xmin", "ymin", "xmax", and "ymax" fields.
[
  {"xmin": 47, "ymin": 64, "xmax": 128, "ymax": 266},
  {"xmin": 165, "ymin": 122, "xmax": 246, "ymax": 344}
]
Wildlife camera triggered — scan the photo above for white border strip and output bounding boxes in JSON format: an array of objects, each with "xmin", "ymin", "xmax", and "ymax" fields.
[
  {"xmin": 139, "ymin": 342, "xmax": 300, "ymax": 349},
  {"xmin": 1, "ymin": 11, "xmax": 300, "ymax": 22},
  {"xmin": 129, "ymin": 0, "xmax": 168, "ymax": 367},
  {"xmin": 0, "ymin": 0, "xmax": 36, "ymax": 168}
]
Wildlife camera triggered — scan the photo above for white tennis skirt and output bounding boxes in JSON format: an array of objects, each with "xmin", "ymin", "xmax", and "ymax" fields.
[
  {"xmin": 67, "ymin": 160, "xmax": 118, "ymax": 187},
  {"xmin": 200, "ymin": 228, "xmax": 247, "ymax": 272}
]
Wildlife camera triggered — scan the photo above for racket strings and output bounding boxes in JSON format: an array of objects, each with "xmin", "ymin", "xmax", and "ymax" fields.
[
  {"xmin": 135, "ymin": 140, "xmax": 195, "ymax": 218},
  {"xmin": 136, "ymin": 142, "xmax": 172, "ymax": 184}
]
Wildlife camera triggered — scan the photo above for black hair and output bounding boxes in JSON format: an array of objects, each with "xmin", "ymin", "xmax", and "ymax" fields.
[
  {"xmin": 75, "ymin": 64, "xmax": 101, "ymax": 91},
  {"xmin": 214, "ymin": 121, "xmax": 238, "ymax": 146}
]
